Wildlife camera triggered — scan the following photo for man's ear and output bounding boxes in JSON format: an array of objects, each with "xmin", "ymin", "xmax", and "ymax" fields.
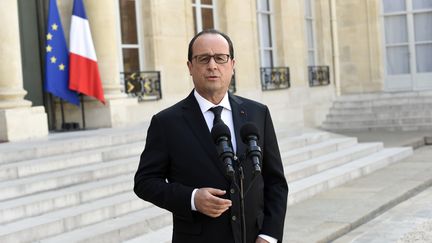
[{"xmin": 187, "ymin": 61, "xmax": 192, "ymax": 75}]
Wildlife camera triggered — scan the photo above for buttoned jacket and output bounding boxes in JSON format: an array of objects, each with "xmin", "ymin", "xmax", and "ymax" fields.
[{"xmin": 134, "ymin": 90, "xmax": 288, "ymax": 243}]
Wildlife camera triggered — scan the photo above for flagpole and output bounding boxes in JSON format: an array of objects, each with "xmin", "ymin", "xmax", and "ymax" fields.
[
  {"xmin": 60, "ymin": 98, "xmax": 66, "ymax": 130},
  {"xmin": 47, "ymin": 93, "xmax": 57, "ymax": 130},
  {"xmin": 80, "ymin": 94, "xmax": 86, "ymax": 129}
]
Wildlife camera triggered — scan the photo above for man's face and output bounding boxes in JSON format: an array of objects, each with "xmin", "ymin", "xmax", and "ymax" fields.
[{"xmin": 187, "ymin": 33, "xmax": 235, "ymax": 102}]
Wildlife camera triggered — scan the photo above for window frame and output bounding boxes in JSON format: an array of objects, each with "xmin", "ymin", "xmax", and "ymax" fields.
[
  {"xmin": 192, "ymin": 0, "xmax": 218, "ymax": 34},
  {"xmin": 256, "ymin": 0, "xmax": 276, "ymax": 68},
  {"xmin": 305, "ymin": 0, "xmax": 317, "ymax": 66},
  {"xmin": 116, "ymin": 0, "xmax": 145, "ymax": 74}
]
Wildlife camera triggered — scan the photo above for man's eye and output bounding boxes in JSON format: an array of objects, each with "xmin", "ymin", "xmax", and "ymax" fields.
[
  {"xmin": 198, "ymin": 56, "xmax": 210, "ymax": 62},
  {"xmin": 215, "ymin": 56, "xmax": 225, "ymax": 62}
]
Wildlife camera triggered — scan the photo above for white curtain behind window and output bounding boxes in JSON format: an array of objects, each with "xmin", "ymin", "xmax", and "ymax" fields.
[
  {"xmin": 413, "ymin": 0, "xmax": 432, "ymax": 9},
  {"xmin": 383, "ymin": 0, "xmax": 406, "ymax": 13},
  {"xmin": 384, "ymin": 15, "xmax": 408, "ymax": 44},
  {"xmin": 384, "ymin": 14, "xmax": 410, "ymax": 74},
  {"xmin": 387, "ymin": 47, "xmax": 410, "ymax": 74},
  {"xmin": 414, "ymin": 12, "xmax": 432, "ymax": 72},
  {"xmin": 257, "ymin": 0, "xmax": 274, "ymax": 67},
  {"xmin": 305, "ymin": 0, "xmax": 315, "ymax": 66}
]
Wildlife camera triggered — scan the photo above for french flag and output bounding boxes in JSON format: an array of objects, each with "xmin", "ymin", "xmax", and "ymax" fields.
[{"xmin": 69, "ymin": 0, "xmax": 105, "ymax": 104}]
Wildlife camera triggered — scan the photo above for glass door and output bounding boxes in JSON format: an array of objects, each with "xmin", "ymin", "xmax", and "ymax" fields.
[
  {"xmin": 382, "ymin": 0, "xmax": 432, "ymax": 91},
  {"xmin": 412, "ymin": 0, "xmax": 432, "ymax": 89}
]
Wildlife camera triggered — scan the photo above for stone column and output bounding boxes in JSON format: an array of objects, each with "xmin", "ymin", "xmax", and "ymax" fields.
[
  {"xmin": 218, "ymin": 0, "xmax": 261, "ymax": 93},
  {"xmin": 0, "ymin": 0, "xmax": 48, "ymax": 141}
]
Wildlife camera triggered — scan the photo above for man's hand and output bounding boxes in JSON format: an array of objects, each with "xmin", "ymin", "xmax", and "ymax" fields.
[
  {"xmin": 255, "ymin": 237, "xmax": 270, "ymax": 243},
  {"xmin": 194, "ymin": 187, "xmax": 232, "ymax": 217}
]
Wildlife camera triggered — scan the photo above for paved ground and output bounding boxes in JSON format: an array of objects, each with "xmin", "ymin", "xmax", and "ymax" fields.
[
  {"xmin": 334, "ymin": 184, "xmax": 432, "ymax": 243},
  {"xmin": 282, "ymin": 130, "xmax": 432, "ymax": 243}
]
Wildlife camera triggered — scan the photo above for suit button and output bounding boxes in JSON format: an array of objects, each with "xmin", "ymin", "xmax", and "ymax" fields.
[
  {"xmin": 232, "ymin": 216, "xmax": 237, "ymax": 221},
  {"xmin": 230, "ymin": 188, "xmax": 235, "ymax": 194}
]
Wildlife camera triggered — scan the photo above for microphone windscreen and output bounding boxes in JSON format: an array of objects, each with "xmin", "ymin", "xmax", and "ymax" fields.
[
  {"xmin": 211, "ymin": 123, "xmax": 231, "ymax": 142},
  {"xmin": 240, "ymin": 122, "xmax": 260, "ymax": 143}
]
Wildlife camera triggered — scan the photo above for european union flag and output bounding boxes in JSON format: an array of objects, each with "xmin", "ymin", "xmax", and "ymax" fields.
[{"xmin": 44, "ymin": 0, "xmax": 80, "ymax": 105}]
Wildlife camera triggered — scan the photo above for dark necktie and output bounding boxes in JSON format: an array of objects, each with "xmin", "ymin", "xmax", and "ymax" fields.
[
  {"xmin": 210, "ymin": 106, "xmax": 235, "ymax": 156},
  {"xmin": 209, "ymin": 106, "xmax": 224, "ymax": 126}
]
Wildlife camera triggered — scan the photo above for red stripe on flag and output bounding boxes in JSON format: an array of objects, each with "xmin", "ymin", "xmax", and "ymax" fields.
[{"xmin": 69, "ymin": 53, "xmax": 105, "ymax": 104}]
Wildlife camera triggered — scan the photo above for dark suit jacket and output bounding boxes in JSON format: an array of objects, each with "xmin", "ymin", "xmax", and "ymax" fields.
[{"xmin": 134, "ymin": 91, "xmax": 288, "ymax": 243}]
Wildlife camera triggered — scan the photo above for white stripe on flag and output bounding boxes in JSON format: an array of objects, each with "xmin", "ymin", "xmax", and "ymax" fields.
[{"xmin": 69, "ymin": 15, "xmax": 97, "ymax": 61}]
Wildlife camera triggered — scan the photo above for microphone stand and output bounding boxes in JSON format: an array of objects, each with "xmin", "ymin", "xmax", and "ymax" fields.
[
  {"xmin": 236, "ymin": 156, "xmax": 261, "ymax": 243},
  {"xmin": 236, "ymin": 156, "xmax": 247, "ymax": 243}
]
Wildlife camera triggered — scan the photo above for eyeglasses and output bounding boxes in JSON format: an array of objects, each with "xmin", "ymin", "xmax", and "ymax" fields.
[{"xmin": 192, "ymin": 54, "xmax": 230, "ymax": 64}]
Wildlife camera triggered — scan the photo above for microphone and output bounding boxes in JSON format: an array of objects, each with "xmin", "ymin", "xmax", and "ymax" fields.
[
  {"xmin": 240, "ymin": 122, "xmax": 262, "ymax": 175},
  {"xmin": 211, "ymin": 123, "xmax": 235, "ymax": 176}
]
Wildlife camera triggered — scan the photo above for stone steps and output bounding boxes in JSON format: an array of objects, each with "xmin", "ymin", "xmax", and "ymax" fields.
[
  {"xmin": 283, "ymin": 145, "xmax": 432, "ymax": 243},
  {"xmin": 38, "ymin": 207, "xmax": 171, "ymax": 243},
  {"xmin": 124, "ymin": 225, "xmax": 172, "ymax": 243},
  {"xmin": 0, "ymin": 157, "xmax": 137, "ymax": 201},
  {"xmin": 323, "ymin": 123, "xmax": 432, "ymax": 132},
  {"xmin": 277, "ymin": 132, "xmax": 331, "ymax": 150},
  {"xmin": 332, "ymin": 99, "xmax": 432, "ymax": 109},
  {"xmin": 0, "ymin": 124, "xmax": 148, "ymax": 165},
  {"xmin": 327, "ymin": 110, "xmax": 432, "ymax": 120},
  {"xmin": 0, "ymin": 142, "xmax": 143, "ymax": 182},
  {"xmin": 332, "ymin": 90, "xmax": 432, "ymax": 102},
  {"xmin": 322, "ymin": 91, "xmax": 432, "ymax": 131},
  {"xmin": 281, "ymin": 137, "xmax": 357, "ymax": 165},
  {"xmin": 0, "ymin": 192, "xmax": 149, "ymax": 243},
  {"xmin": 324, "ymin": 117, "xmax": 432, "ymax": 125},
  {"xmin": 125, "ymin": 141, "xmax": 411, "ymax": 242},
  {"xmin": 288, "ymin": 147, "xmax": 413, "ymax": 205},
  {"xmin": 0, "ymin": 133, "xmax": 335, "ymax": 203},
  {"xmin": 285, "ymin": 142, "xmax": 383, "ymax": 182},
  {"xmin": 0, "ymin": 173, "xmax": 133, "ymax": 224},
  {"xmin": 0, "ymin": 125, "xmax": 413, "ymax": 242},
  {"xmin": 325, "ymin": 114, "xmax": 432, "ymax": 125}
]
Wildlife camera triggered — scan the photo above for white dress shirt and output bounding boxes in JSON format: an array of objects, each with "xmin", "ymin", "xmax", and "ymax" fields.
[
  {"xmin": 190, "ymin": 90, "xmax": 277, "ymax": 243},
  {"xmin": 193, "ymin": 90, "xmax": 236, "ymax": 152}
]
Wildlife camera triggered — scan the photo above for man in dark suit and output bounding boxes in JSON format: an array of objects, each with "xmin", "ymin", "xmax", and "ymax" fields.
[{"xmin": 134, "ymin": 29, "xmax": 288, "ymax": 243}]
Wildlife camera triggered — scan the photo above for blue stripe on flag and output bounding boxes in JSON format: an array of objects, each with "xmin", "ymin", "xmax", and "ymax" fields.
[{"xmin": 72, "ymin": 0, "xmax": 88, "ymax": 19}]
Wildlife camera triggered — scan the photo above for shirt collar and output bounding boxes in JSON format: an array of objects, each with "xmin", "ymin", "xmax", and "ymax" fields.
[{"xmin": 194, "ymin": 89, "xmax": 232, "ymax": 113}]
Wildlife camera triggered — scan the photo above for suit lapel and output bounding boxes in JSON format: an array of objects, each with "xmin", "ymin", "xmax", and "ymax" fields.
[
  {"xmin": 229, "ymin": 93, "xmax": 248, "ymax": 160},
  {"xmin": 230, "ymin": 93, "xmax": 259, "ymax": 189},
  {"xmin": 181, "ymin": 91, "xmax": 230, "ymax": 180}
]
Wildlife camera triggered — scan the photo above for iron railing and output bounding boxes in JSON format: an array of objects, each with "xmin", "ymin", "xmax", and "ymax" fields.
[
  {"xmin": 121, "ymin": 71, "xmax": 162, "ymax": 101},
  {"xmin": 260, "ymin": 67, "xmax": 290, "ymax": 90},
  {"xmin": 308, "ymin": 66, "xmax": 330, "ymax": 87}
]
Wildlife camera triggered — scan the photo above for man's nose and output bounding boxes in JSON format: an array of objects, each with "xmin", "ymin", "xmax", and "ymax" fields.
[{"xmin": 207, "ymin": 57, "xmax": 218, "ymax": 69}]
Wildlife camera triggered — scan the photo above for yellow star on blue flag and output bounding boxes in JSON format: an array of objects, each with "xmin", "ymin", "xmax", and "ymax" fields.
[{"xmin": 44, "ymin": 0, "xmax": 79, "ymax": 105}]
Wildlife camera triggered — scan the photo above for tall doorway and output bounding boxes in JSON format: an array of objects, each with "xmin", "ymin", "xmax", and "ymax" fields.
[
  {"xmin": 382, "ymin": 0, "xmax": 432, "ymax": 91},
  {"xmin": 18, "ymin": 0, "xmax": 59, "ymax": 130}
]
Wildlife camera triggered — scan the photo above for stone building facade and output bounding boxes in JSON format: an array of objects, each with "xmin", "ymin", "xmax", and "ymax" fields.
[{"xmin": 0, "ymin": 0, "xmax": 431, "ymax": 141}]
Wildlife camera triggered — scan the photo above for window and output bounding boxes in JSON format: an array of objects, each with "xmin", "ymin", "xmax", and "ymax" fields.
[
  {"xmin": 257, "ymin": 0, "xmax": 275, "ymax": 67},
  {"xmin": 118, "ymin": 0, "xmax": 143, "ymax": 73},
  {"xmin": 305, "ymin": 0, "xmax": 316, "ymax": 66},
  {"xmin": 382, "ymin": 0, "xmax": 432, "ymax": 75},
  {"xmin": 192, "ymin": 0, "xmax": 216, "ymax": 34}
]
